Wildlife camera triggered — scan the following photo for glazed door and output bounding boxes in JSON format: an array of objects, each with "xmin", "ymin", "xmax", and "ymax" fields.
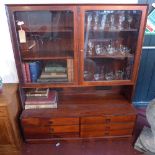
[
  {"xmin": 79, "ymin": 5, "xmax": 147, "ymax": 86},
  {"xmin": 8, "ymin": 6, "xmax": 78, "ymax": 86}
]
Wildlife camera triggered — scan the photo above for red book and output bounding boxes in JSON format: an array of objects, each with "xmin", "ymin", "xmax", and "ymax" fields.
[
  {"xmin": 25, "ymin": 63, "xmax": 31, "ymax": 82},
  {"xmin": 22, "ymin": 63, "xmax": 27, "ymax": 82},
  {"xmin": 25, "ymin": 91, "xmax": 57, "ymax": 105}
]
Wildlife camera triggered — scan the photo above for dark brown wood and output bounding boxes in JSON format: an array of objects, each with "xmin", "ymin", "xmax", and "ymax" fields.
[{"xmin": 6, "ymin": 4, "xmax": 148, "ymax": 143}]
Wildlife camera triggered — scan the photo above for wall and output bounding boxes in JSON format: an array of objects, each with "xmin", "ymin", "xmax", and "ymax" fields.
[{"xmin": 0, "ymin": 0, "xmax": 138, "ymax": 83}]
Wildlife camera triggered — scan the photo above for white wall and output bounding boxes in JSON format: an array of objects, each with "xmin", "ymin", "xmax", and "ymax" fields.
[{"xmin": 0, "ymin": 0, "xmax": 138, "ymax": 83}]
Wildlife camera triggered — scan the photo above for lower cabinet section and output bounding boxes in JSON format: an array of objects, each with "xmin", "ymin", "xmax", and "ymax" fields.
[{"xmin": 21, "ymin": 115, "xmax": 136, "ymax": 142}]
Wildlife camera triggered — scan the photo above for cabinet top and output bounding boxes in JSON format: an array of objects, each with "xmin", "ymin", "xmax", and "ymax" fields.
[{"xmin": 0, "ymin": 84, "xmax": 18, "ymax": 106}]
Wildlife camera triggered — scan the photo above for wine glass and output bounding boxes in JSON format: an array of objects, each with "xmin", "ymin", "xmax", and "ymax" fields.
[
  {"xmin": 127, "ymin": 15, "xmax": 133, "ymax": 29},
  {"xmin": 87, "ymin": 14, "xmax": 92, "ymax": 30},
  {"xmin": 118, "ymin": 13, "xmax": 125, "ymax": 30},
  {"xmin": 93, "ymin": 13, "xmax": 99, "ymax": 30},
  {"xmin": 110, "ymin": 14, "xmax": 115, "ymax": 30},
  {"xmin": 88, "ymin": 40, "xmax": 94, "ymax": 55}
]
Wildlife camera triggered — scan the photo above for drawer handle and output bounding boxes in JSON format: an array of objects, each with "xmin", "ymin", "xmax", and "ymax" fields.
[
  {"xmin": 48, "ymin": 121, "xmax": 53, "ymax": 124},
  {"xmin": 104, "ymin": 132, "xmax": 109, "ymax": 136},
  {"xmin": 105, "ymin": 126, "xmax": 110, "ymax": 130},
  {"xmin": 50, "ymin": 128, "xmax": 54, "ymax": 133},
  {"xmin": 105, "ymin": 119, "xmax": 111, "ymax": 123}
]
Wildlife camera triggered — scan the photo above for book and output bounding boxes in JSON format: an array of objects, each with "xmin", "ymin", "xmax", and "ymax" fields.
[
  {"xmin": 67, "ymin": 58, "xmax": 74, "ymax": 82},
  {"xmin": 40, "ymin": 71, "xmax": 67, "ymax": 79},
  {"xmin": 29, "ymin": 61, "xmax": 42, "ymax": 82},
  {"xmin": 25, "ymin": 90, "xmax": 57, "ymax": 104},
  {"xmin": 44, "ymin": 62, "xmax": 66, "ymax": 73},
  {"xmin": 22, "ymin": 63, "xmax": 27, "ymax": 82},
  {"xmin": 37, "ymin": 78, "xmax": 68, "ymax": 83},
  {"xmin": 25, "ymin": 103, "xmax": 57, "ymax": 109},
  {"xmin": 26, "ymin": 88, "xmax": 49, "ymax": 97},
  {"xmin": 25, "ymin": 63, "xmax": 31, "ymax": 82}
]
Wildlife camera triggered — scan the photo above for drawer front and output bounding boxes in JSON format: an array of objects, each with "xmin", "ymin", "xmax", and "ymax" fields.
[
  {"xmin": 24, "ymin": 125, "xmax": 79, "ymax": 134},
  {"xmin": 81, "ymin": 122, "xmax": 134, "ymax": 132},
  {"xmin": 22, "ymin": 117, "xmax": 79, "ymax": 127},
  {"xmin": 81, "ymin": 129, "xmax": 133, "ymax": 138},
  {"xmin": 81, "ymin": 115, "xmax": 136, "ymax": 125},
  {"xmin": 108, "ymin": 115, "xmax": 136, "ymax": 123},
  {"xmin": 0, "ymin": 106, "xmax": 7, "ymax": 117},
  {"xmin": 81, "ymin": 116, "xmax": 105, "ymax": 124}
]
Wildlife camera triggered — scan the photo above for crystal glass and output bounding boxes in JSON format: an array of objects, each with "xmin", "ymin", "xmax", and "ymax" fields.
[
  {"xmin": 93, "ymin": 13, "xmax": 99, "ymax": 30},
  {"xmin": 87, "ymin": 14, "xmax": 92, "ymax": 30},
  {"xmin": 127, "ymin": 15, "xmax": 133, "ymax": 29},
  {"xmin": 88, "ymin": 40, "xmax": 94, "ymax": 56},
  {"xmin": 118, "ymin": 13, "xmax": 125, "ymax": 30}
]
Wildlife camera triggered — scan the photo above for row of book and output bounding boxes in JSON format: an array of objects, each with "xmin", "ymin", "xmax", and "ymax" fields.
[
  {"xmin": 22, "ymin": 61, "xmax": 42, "ymax": 82},
  {"xmin": 25, "ymin": 88, "xmax": 58, "ymax": 109},
  {"xmin": 22, "ymin": 59, "xmax": 74, "ymax": 83}
]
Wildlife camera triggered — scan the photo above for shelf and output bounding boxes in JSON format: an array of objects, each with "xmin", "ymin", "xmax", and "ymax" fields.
[
  {"xmin": 21, "ymin": 92, "xmax": 136, "ymax": 118},
  {"xmin": 87, "ymin": 52, "xmax": 134, "ymax": 59},
  {"xmin": 20, "ymin": 26, "xmax": 73, "ymax": 33},
  {"xmin": 88, "ymin": 28, "xmax": 138, "ymax": 33},
  {"xmin": 22, "ymin": 51, "xmax": 73, "ymax": 60}
]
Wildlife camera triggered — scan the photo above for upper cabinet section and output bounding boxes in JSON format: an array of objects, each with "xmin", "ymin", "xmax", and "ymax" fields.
[
  {"xmin": 6, "ymin": 5, "xmax": 148, "ymax": 87},
  {"xmin": 79, "ymin": 5, "xmax": 147, "ymax": 85},
  {"xmin": 7, "ymin": 6, "xmax": 78, "ymax": 86}
]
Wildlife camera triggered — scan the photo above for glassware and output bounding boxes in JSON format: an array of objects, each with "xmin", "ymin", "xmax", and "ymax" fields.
[
  {"xmin": 87, "ymin": 40, "xmax": 94, "ymax": 56},
  {"xmin": 87, "ymin": 14, "xmax": 92, "ymax": 30},
  {"xmin": 94, "ymin": 74, "xmax": 100, "ymax": 81},
  {"xmin": 110, "ymin": 14, "xmax": 115, "ymax": 30},
  {"xmin": 93, "ymin": 13, "xmax": 99, "ymax": 30},
  {"xmin": 127, "ymin": 15, "xmax": 133, "ymax": 29},
  {"xmin": 115, "ymin": 70, "xmax": 124, "ymax": 80},
  {"xmin": 100, "ymin": 11, "xmax": 107, "ymax": 30},
  {"xmin": 105, "ymin": 72, "xmax": 115, "ymax": 80},
  {"xmin": 95, "ymin": 45, "xmax": 102, "ymax": 55},
  {"xmin": 118, "ymin": 13, "xmax": 125, "ymax": 30},
  {"xmin": 107, "ymin": 44, "xmax": 115, "ymax": 55}
]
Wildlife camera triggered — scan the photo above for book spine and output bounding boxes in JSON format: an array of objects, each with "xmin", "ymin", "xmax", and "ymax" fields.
[
  {"xmin": 29, "ymin": 61, "xmax": 41, "ymax": 82},
  {"xmin": 25, "ymin": 63, "xmax": 31, "ymax": 82},
  {"xmin": 22, "ymin": 63, "xmax": 27, "ymax": 82},
  {"xmin": 67, "ymin": 59, "xmax": 73, "ymax": 82},
  {"xmin": 25, "ymin": 104, "xmax": 57, "ymax": 109}
]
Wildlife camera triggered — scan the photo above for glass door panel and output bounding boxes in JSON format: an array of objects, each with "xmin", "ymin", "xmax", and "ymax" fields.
[
  {"xmin": 84, "ymin": 10, "xmax": 142, "ymax": 82},
  {"xmin": 14, "ymin": 10, "xmax": 74, "ymax": 84}
]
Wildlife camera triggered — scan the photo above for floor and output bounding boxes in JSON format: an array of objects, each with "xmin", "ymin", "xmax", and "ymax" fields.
[{"xmin": 13, "ymin": 108, "xmax": 149, "ymax": 155}]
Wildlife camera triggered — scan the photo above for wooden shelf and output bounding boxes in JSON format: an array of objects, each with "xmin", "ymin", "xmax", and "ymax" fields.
[
  {"xmin": 89, "ymin": 28, "xmax": 138, "ymax": 33},
  {"xmin": 87, "ymin": 52, "xmax": 133, "ymax": 59},
  {"xmin": 22, "ymin": 51, "xmax": 73, "ymax": 60},
  {"xmin": 20, "ymin": 26, "xmax": 73, "ymax": 33},
  {"xmin": 21, "ymin": 93, "xmax": 136, "ymax": 118}
]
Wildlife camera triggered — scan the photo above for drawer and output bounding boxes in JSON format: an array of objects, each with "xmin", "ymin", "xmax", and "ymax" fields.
[
  {"xmin": 81, "ymin": 115, "xmax": 136, "ymax": 124},
  {"xmin": 81, "ymin": 116, "xmax": 105, "ymax": 124},
  {"xmin": 24, "ymin": 125, "xmax": 79, "ymax": 139},
  {"xmin": 25, "ymin": 132, "xmax": 79, "ymax": 139},
  {"xmin": 0, "ymin": 106, "xmax": 7, "ymax": 117},
  {"xmin": 22, "ymin": 117, "xmax": 79, "ymax": 127},
  {"xmin": 108, "ymin": 115, "xmax": 136, "ymax": 123},
  {"xmin": 81, "ymin": 129, "xmax": 133, "ymax": 138},
  {"xmin": 24, "ymin": 125, "xmax": 79, "ymax": 134},
  {"xmin": 81, "ymin": 122, "xmax": 134, "ymax": 132}
]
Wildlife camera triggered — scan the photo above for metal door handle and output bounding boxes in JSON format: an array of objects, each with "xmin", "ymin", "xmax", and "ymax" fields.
[{"xmin": 142, "ymin": 46, "xmax": 155, "ymax": 49}]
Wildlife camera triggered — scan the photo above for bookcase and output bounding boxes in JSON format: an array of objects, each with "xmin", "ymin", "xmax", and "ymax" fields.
[{"xmin": 6, "ymin": 4, "xmax": 148, "ymax": 143}]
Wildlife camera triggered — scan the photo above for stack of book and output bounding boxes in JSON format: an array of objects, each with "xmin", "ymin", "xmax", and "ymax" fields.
[
  {"xmin": 37, "ymin": 62, "xmax": 68, "ymax": 83},
  {"xmin": 25, "ymin": 88, "xmax": 58, "ymax": 109}
]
